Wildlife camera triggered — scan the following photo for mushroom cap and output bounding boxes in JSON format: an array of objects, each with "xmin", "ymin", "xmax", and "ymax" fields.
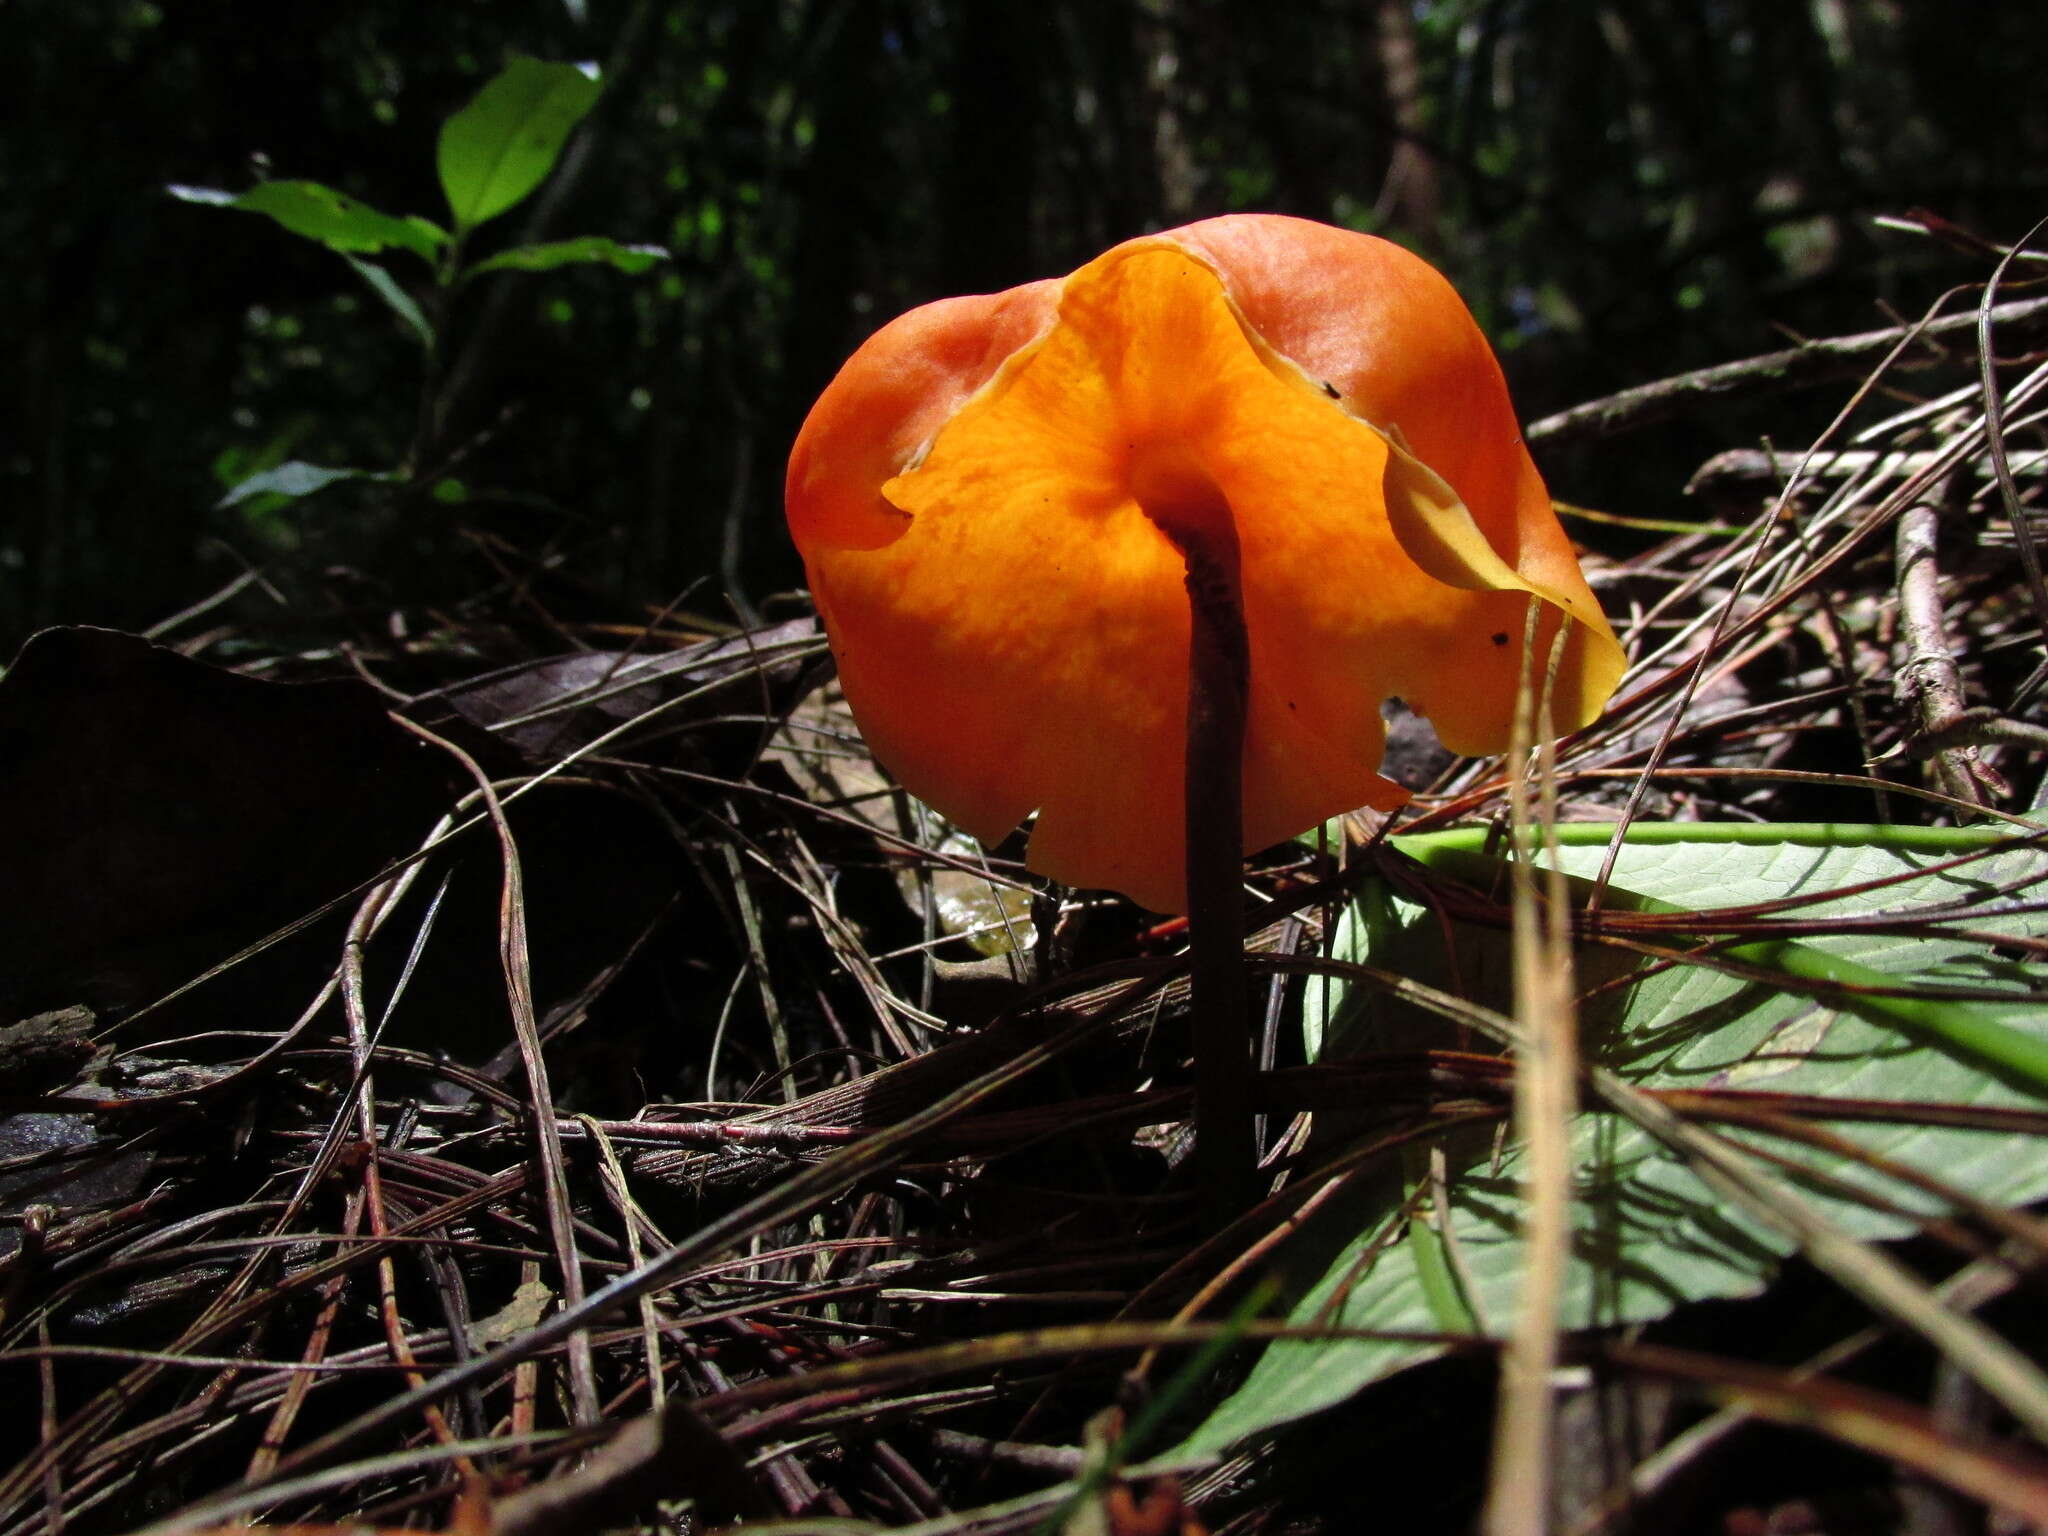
[{"xmin": 786, "ymin": 214, "xmax": 1625, "ymax": 913}]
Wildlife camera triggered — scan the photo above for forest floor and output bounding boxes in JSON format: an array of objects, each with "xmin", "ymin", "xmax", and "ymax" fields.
[{"xmin": 4, "ymin": 262, "xmax": 2048, "ymax": 1536}]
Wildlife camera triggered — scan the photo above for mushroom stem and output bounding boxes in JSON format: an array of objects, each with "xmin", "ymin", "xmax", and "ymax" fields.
[{"xmin": 1182, "ymin": 532, "xmax": 1254, "ymax": 1224}]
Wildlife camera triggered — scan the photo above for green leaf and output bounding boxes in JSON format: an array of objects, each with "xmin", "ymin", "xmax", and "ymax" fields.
[
  {"xmin": 1397, "ymin": 825, "xmax": 2048, "ymax": 1092},
  {"xmin": 341, "ymin": 255, "xmax": 434, "ymax": 348},
  {"xmin": 462, "ymin": 236, "xmax": 671, "ymax": 279},
  {"xmin": 437, "ymin": 57, "xmax": 602, "ymax": 231},
  {"xmin": 1188, "ymin": 824, "xmax": 2048, "ymax": 1456},
  {"xmin": 217, "ymin": 461, "xmax": 396, "ymax": 509},
  {"xmin": 169, "ymin": 181, "xmax": 445, "ymax": 261},
  {"xmin": 210, "ymin": 417, "xmax": 311, "ymax": 494}
]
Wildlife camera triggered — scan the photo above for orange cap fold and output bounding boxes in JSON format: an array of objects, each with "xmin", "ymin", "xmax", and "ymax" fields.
[{"xmin": 786, "ymin": 214, "xmax": 1624, "ymax": 913}]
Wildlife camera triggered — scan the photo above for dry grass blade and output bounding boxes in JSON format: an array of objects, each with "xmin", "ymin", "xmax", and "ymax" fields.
[
  {"xmin": 1524, "ymin": 293, "xmax": 2048, "ymax": 446},
  {"xmin": 12, "ymin": 231, "xmax": 2048, "ymax": 1536},
  {"xmin": 1484, "ymin": 607, "xmax": 1581, "ymax": 1534},
  {"xmin": 1586, "ymin": 1070, "xmax": 2048, "ymax": 1443},
  {"xmin": 1976, "ymin": 215, "xmax": 2048, "ymax": 672},
  {"xmin": 1602, "ymin": 1341, "xmax": 2048, "ymax": 1525},
  {"xmin": 393, "ymin": 716, "xmax": 601, "ymax": 1427},
  {"xmin": 1569, "ymin": 1254, "xmax": 2026, "ymax": 1535},
  {"xmin": 127, "ymin": 975, "xmax": 1149, "ymax": 1536}
]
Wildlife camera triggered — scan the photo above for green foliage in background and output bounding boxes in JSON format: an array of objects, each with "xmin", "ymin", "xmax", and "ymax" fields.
[
  {"xmin": 169, "ymin": 54, "xmax": 666, "ymax": 523},
  {"xmin": 6, "ymin": 0, "xmax": 2044, "ymax": 637}
]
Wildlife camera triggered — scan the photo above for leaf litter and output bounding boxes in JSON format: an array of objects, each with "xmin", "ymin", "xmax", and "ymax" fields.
[{"xmin": 2, "ymin": 242, "xmax": 2047, "ymax": 1534}]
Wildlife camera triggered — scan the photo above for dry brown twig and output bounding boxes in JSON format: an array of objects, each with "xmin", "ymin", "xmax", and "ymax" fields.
[
  {"xmin": 10, "ymin": 230, "xmax": 2048, "ymax": 1536},
  {"xmin": 1526, "ymin": 293, "xmax": 2048, "ymax": 448},
  {"xmin": 1892, "ymin": 486, "xmax": 2010, "ymax": 808}
]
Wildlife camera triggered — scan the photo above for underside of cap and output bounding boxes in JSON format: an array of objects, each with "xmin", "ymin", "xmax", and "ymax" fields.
[{"xmin": 793, "ymin": 237, "xmax": 1624, "ymax": 911}]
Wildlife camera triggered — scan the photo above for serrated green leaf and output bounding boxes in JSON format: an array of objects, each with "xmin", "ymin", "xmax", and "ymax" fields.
[
  {"xmin": 437, "ymin": 56, "xmax": 601, "ymax": 231},
  {"xmin": 169, "ymin": 181, "xmax": 444, "ymax": 261},
  {"xmin": 463, "ymin": 236, "xmax": 670, "ymax": 279},
  {"xmin": 1189, "ymin": 824, "xmax": 2048, "ymax": 1456},
  {"xmin": 217, "ymin": 461, "xmax": 395, "ymax": 509}
]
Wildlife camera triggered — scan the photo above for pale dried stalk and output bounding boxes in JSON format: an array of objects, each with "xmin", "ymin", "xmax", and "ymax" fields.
[
  {"xmin": 1894, "ymin": 492, "xmax": 2001, "ymax": 808},
  {"xmin": 1485, "ymin": 606, "xmax": 1580, "ymax": 1536}
]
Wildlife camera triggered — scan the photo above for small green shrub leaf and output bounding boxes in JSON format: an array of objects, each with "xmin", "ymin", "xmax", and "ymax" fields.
[
  {"xmin": 169, "ymin": 181, "xmax": 444, "ymax": 261},
  {"xmin": 463, "ymin": 236, "xmax": 671, "ymax": 279},
  {"xmin": 437, "ymin": 57, "xmax": 601, "ymax": 231},
  {"xmin": 341, "ymin": 256, "xmax": 434, "ymax": 347},
  {"xmin": 217, "ymin": 462, "xmax": 396, "ymax": 510}
]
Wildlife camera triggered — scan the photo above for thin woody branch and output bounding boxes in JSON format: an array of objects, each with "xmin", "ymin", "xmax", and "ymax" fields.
[
  {"xmin": 1892, "ymin": 496, "xmax": 2009, "ymax": 807},
  {"xmin": 1527, "ymin": 295, "xmax": 2048, "ymax": 449}
]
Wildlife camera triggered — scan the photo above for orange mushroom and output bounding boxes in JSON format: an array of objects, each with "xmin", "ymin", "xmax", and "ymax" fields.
[{"xmin": 786, "ymin": 214, "xmax": 1624, "ymax": 915}]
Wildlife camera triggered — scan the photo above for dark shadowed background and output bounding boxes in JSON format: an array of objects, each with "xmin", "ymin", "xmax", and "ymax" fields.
[{"xmin": 7, "ymin": 0, "xmax": 2044, "ymax": 645}]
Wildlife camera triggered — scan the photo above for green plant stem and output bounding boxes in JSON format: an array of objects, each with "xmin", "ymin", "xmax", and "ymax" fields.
[
  {"xmin": 1401, "ymin": 821, "xmax": 2036, "ymax": 854},
  {"xmin": 411, "ymin": 233, "xmax": 463, "ymax": 469},
  {"xmin": 1184, "ymin": 538, "xmax": 1254, "ymax": 1225}
]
